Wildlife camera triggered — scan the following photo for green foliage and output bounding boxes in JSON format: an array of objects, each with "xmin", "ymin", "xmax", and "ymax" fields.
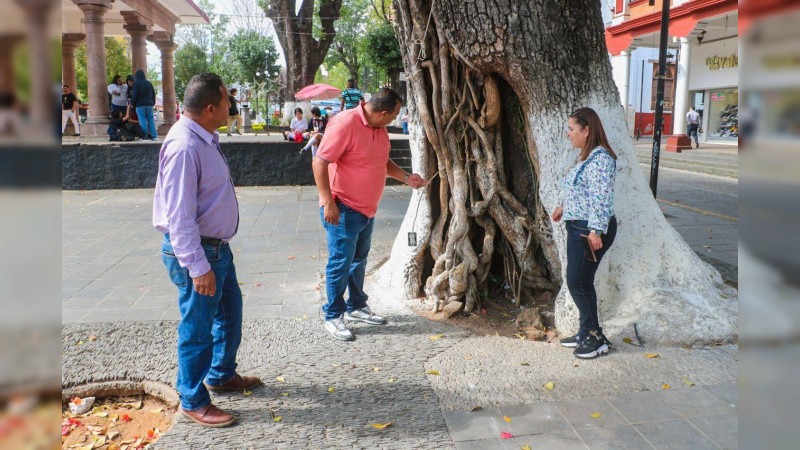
[
  {"xmin": 316, "ymin": 62, "xmax": 350, "ymax": 89},
  {"xmin": 270, "ymin": 117, "xmax": 281, "ymax": 126},
  {"xmin": 325, "ymin": 0, "xmax": 370, "ymax": 81},
  {"xmin": 225, "ymin": 29, "xmax": 281, "ymax": 86},
  {"xmin": 75, "ymin": 37, "xmax": 132, "ymax": 101},
  {"xmin": 174, "ymin": 43, "xmax": 211, "ymax": 102},
  {"xmin": 362, "ymin": 21, "xmax": 402, "ymax": 74}
]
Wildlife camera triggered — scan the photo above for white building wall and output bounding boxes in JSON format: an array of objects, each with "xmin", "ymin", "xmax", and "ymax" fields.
[{"xmin": 688, "ymin": 37, "xmax": 738, "ymax": 91}]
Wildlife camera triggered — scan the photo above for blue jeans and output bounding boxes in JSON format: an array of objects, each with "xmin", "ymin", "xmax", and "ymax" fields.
[
  {"xmin": 402, "ymin": 122, "xmax": 409, "ymax": 134},
  {"xmin": 136, "ymin": 105, "xmax": 157, "ymax": 139},
  {"xmin": 565, "ymin": 217, "xmax": 617, "ymax": 340},
  {"xmin": 687, "ymin": 123, "xmax": 699, "ymax": 144},
  {"xmin": 321, "ymin": 202, "xmax": 374, "ymax": 320},
  {"xmin": 161, "ymin": 235, "xmax": 242, "ymax": 411}
]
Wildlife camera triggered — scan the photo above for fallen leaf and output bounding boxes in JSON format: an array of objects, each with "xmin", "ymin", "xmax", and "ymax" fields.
[
  {"xmin": 520, "ymin": 362, "xmax": 529, "ymax": 366},
  {"xmin": 150, "ymin": 408, "xmax": 162, "ymax": 414},
  {"xmin": 373, "ymin": 367, "xmax": 381, "ymax": 372},
  {"xmin": 470, "ymin": 406, "xmax": 483, "ymax": 412},
  {"xmin": 702, "ymin": 245, "xmax": 711, "ymax": 248},
  {"xmin": 89, "ymin": 335, "xmax": 97, "ymax": 342},
  {"xmin": 426, "ymin": 370, "xmax": 440, "ymax": 375},
  {"xmin": 146, "ymin": 429, "xmax": 155, "ymax": 439},
  {"xmin": 500, "ymin": 431, "xmax": 514, "ymax": 439},
  {"xmin": 590, "ymin": 412, "xmax": 602, "ymax": 419},
  {"xmin": 682, "ymin": 376, "xmax": 695, "ymax": 387},
  {"xmin": 281, "ymin": 393, "xmax": 289, "ymax": 397},
  {"xmin": 544, "ymin": 381, "xmax": 554, "ymax": 391},
  {"xmin": 645, "ymin": 353, "xmax": 660, "ymax": 358},
  {"xmin": 121, "ymin": 414, "xmax": 131, "ymax": 422},
  {"xmin": 328, "ymin": 387, "xmax": 335, "ymax": 393},
  {"xmin": 107, "ymin": 430, "xmax": 120, "ymax": 440},
  {"xmin": 276, "ymin": 376, "xmax": 286, "ymax": 382},
  {"xmin": 77, "ymin": 340, "xmax": 84, "ymax": 346},
  {"xmin": 429, "ymin": 334, "xmax": 444, "ymax": 340},
  {"xmin": 388, "ymin": 378, "xmax": 395, "ymax": 383},
  {"xmin": 93, "ymin": 411, "xmax": 108, "ymax": 418},
  {"xmin": 287, "ymin": 255, "xmax": 295, "ymax": 260},
  {"xmin": 310, "ymin": 255, "xmax": 316, "ymax": 259},
  {"xmin": 504, "ymin": 415, "xmax": 512, "ymax": 423},
  {"xmin": 255, "ymin": 283, "xmax": 262, "ymax": 287},
  {"xmin": 273, "ymin": 415, "xmax": 283, "ymax": 422},
  {"xmin": 243, "ymin": 389, "xmax": 253, "ymax": 396},
  {"xmin": 464, "ymin": 355, "xmax": 473, "ymax": 360},
  {"xmin": 370, "ymin": 422, "xmax": 392, "ymax": 429},
  {"xmin": 235, "ymin": 249, "xmax": 241, "ymax": 252},
  {"xmin": 239, "ymin": 282, "xmax": 244, "ymax": 285},
  {"xmin": 662, "ymin": 384, "xmax": 671, "ymax": 389},
  {"xmin": 522, "ymin": 446, "xmax": 532, "ymax": 450},
  {"xmin": 622, "ymin": 338, "xmax": 632, "ymax": 344},
  {"xmin": 332, "ymin": 364, "xmax": 341, "ymax": 367}
]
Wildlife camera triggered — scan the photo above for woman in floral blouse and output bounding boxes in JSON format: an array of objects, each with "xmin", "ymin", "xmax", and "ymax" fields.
[{"xmin": 551, "ymin": 107, "xmax": 618, "ymax": 359}]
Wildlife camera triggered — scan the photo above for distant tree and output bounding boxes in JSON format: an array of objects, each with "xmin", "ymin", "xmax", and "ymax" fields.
[
  {"xmin": 226, "ymin": 29, "xmax": 282, "ymax": 121},
  {"xmin": 362, "ymin": 21, "xmax": 403, "ymax": 96},
  {"xmin": 325, "ymin": 0, "xmax": 369, "ymax": 84},
  {"xmin": 259, "ymin": 0, "xmax": 344, "ymax": 102},
  {"xmin": 174, "ymin": 43, "xmax": 211, "ymax": 101}
]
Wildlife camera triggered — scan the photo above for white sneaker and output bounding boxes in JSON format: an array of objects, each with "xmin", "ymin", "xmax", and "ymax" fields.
[
  {"xmin": 324, "ymin": 317, "xmax": 354, "ymax": 341},
  {"xmin": 344, "ymin": 307, "xmax": 386, "ymax": 325}
]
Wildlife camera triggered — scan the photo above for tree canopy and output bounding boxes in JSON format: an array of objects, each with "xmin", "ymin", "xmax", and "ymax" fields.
[{"xmin": 75, "ymin": 37, "xmax": 132, "ymax": 102}]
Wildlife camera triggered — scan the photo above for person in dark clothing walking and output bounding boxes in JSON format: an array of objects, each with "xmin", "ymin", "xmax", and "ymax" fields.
[
  {"xmin": 226, "ymin": 88, "xmax": 243, "ymax": 136},
  {"xmin": 131, "ymin": 69, "xmax": 157, "ymax": 140},
  {"xmin": 340, "ymin": 79, "xmax": 364, "ymax": 111}
]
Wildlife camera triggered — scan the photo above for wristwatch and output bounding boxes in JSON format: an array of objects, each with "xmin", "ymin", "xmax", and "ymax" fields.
[
  {"xmin": 404, "ymin": 173, "xmax": 410, "ymax": 184},
  {"xmin": 590, "ymin": 230, "xmax": 602, "ymax": 236}
]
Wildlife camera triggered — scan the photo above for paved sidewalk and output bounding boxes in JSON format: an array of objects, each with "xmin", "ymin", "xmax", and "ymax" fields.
[{"xmin": 62, "ymin": 172, "xmax": 738, "ymax": 449}]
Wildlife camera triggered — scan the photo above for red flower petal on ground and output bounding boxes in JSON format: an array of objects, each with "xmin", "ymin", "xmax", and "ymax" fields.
[
  {"xmin": 500, "ymin": 432, "xmax": 514, "ymax": 439},
  {"xmin": 62, "ymin": 425, "xmax": 71, "ymax": 436},
  {"xmin": 121, "ymin": 414, "xmax": 131, "ymax": 422}
]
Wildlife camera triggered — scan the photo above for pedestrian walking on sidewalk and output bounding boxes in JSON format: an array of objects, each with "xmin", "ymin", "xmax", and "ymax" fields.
[
  {"xmin": 226, "ymin": 88, "xmax": 243, "ymax": 136},
  {"xmin": 153, "ymin": 73, "xmax": 261, "ymax": 428},
  {"xmin": 551, "ymin": 107, "xmax": 618, "ymax": 359},
  {"xmin": 313, "ymin": 88, "xmax": 427, "ymax": 341},
  {"xmin": 686, "ymin": 106, "xmax": 701, "ymax": 148},
  {"xmin": 61, "ymin": 84, "xmax": 80, "ymax": 136},
  {"xmin": 131, "ymin": 69, "xmax": 158, "ymax": 140}
]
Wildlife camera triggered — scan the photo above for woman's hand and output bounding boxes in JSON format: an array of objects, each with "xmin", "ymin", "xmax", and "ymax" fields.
[
  {"xmin": 552, "ymin": 206, "xmax": 564, "ymax": 222},
  {"xmin": 588, "ymin": 232, "xmax": 603, "ymax": 251}
]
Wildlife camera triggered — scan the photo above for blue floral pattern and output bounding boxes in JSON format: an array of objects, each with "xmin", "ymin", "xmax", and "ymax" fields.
[{"xmin": 560, "ymin": 146, "xmax": 616, "ymax": 233}]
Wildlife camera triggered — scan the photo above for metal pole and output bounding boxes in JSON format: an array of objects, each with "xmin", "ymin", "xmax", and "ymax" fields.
[
  {"xmin": 637, "ymin": 58, "xmax": 645, "ymax": 140},
  {"xmin": 649, "ymin": 0, "xmax": 671, "ymax": 197}
]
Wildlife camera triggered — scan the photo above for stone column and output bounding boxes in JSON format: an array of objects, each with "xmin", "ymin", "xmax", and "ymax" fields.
[
  {"xmin": 671, "ymin": 37, "xmax": 692, "ymax": 136},
  {"xmin": 76, "ymin": 0, "xmax": 111, "ymax": 128},
  {"xmin": 155, "ymin": 39, "xmax": 179, "ymax": 134},
  {"xmin": 0, "ymin": 36, "xmax": 22, "ymax": 96},
  {"xmin": 611, "ymin": 50, "xmax": 632, "ymax": 110},
  {"xmin": 62, "ymin": 34, "xmax": 85, "ymax": 95},
  {"xmin": 16, "ymin": 0, "xmax": 56, "ymax": 126},
  {"xmin": 124, "ymin": 25, "xmax": 150, "ymax": 75}
]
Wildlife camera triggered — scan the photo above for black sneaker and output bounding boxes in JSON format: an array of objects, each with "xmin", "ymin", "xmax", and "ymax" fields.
[
  {"xmin": 573, "ymin": 332, "xmax": 609, "ymax": 359},
  {"xmin": 560, "ymin": 333, "xmax": 580, "ymax": 348},
  {"xmin": 597, "ymin": 331, "xmax": 613, "ymax": 348}
]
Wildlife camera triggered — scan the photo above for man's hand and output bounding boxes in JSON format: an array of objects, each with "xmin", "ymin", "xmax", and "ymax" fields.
[
  {"xmin": 323, "ymin": 200, "xmax": 340, "ymax": 226},
  {"xmin": 406, "ymin": 174, "xmax": 427, "ymax": 189},
  {"xmin": 551, "ymin": 206, "xmax": 564, "ymax": 222},
  {"xmin": 587, "ymin": 232, "xmax": 603, "ymax": 251},
  {"xmin": 193, "ymin": 269, "xmax": 216, "ymax": 296}
]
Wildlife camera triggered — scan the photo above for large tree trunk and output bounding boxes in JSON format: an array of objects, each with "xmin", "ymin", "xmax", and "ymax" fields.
[
  {"xmin": 378, "ymin": 0, "xmax": 737, "ymax": 345},
  {"xmin": 264, "ymin": 0, "xmax": 343, "ymax": 102}
]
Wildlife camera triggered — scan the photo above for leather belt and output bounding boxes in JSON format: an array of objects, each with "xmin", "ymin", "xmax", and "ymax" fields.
[{"xmin": 200, "ymin": 236, "xmax": 226, "ymax": 247}]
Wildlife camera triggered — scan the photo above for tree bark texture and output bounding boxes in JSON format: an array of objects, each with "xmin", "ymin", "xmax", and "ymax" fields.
[
  {"xmin": 264, "ymin": 0, "xmax": 343, "ymax": 101},
  {"xmin": 379, "ymin": 0, "xmax": 737, "ymax": 345}
]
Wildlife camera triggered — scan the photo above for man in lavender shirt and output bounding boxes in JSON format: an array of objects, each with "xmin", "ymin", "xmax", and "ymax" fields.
[{"xmin": 153, "ymin": 73, "xmax": 260, "ymax": 428}]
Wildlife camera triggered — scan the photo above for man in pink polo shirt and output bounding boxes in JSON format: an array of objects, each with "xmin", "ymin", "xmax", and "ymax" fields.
[{"xmin": 312, "ymin": 89, "xmax": 427, "ymax": 341}]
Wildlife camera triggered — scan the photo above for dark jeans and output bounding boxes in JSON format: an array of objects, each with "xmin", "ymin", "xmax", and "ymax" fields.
[
  {"xmin": 565, "ymin": 217, "xmax": 617, "ymax": 339},
  {"xmin": 320, "ymin": 201, "xmax": 374, "ymax": 320},
  {"xmin": 161, "ymin": 234, "xmax": 242, "ymax": 411},
  {"xmin": 687, "ymin": 123, "xmax": 699, "ymax": 143}
]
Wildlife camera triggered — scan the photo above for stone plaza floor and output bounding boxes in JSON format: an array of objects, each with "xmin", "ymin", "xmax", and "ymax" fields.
[{"xmin": 62, "ymin": 168, "xmax": 738, "ymax": 449}]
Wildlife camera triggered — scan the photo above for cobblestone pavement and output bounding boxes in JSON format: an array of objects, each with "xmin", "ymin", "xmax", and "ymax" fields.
[{"xmin": 62, "ymin": 167, "xmax": 738, "ymax": 449}]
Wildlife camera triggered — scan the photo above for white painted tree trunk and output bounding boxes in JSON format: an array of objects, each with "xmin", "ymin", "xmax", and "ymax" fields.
[{"xmin": 378, "ymin": 0, "xmax": 737, "ymax": 346}]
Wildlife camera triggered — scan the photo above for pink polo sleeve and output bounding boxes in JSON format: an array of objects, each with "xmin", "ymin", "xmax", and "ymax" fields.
[{"xmin": 315, "ymin": 114, "xmax": 351, "ymax": 163}]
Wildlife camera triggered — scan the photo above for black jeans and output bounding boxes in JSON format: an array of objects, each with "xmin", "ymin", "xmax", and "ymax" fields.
[
  {"xmin": 565, "ymin": 217, "xmax": 617, "ymax": 339},
  {"xmin": 687, "ymin": 123, "xmax": 699, "ymax": 143}
]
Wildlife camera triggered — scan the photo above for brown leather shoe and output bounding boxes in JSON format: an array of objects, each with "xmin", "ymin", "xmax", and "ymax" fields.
[
  {"xmin": 206, "ymin": 374, "xmax": 262, "ymax": 392},
  {"xmin": 181, "ymin": 404, "xmax": 236, "ymax": 428}
]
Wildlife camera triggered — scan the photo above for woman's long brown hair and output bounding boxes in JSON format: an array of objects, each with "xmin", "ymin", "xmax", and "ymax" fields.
[{"xmin": 570, "ymin": 108, "xmax": 618, "ymax": 161}]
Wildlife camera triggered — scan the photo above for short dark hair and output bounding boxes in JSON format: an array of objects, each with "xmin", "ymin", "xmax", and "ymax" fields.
[
  {"xmin": 112, "ymin": 74, "xmax": 123, "ymax": 84},
  {"xmin": 183, "ymin": 73, "xmax": 225, "ymax": 114},
  {"xmin": 347, "ymin": 78, "xmax": 356, "ymax": 86},
  {"xmin": 294, "ymin": 107, "xmax": 303, "ymax": 115},
  {"xmin": 230, "ymin": 88, "xmax": 237, "ymax": 94},
  {"xmin": 63, "ymin": 84, "xmax": 69, "ymax": 88},
  {"xmin": 310, "ymin": 106, "xmax": 321, "ymax": 116},
  {"xmin": 367, "ymin": 88, "xmax": 402, "ymax": 113}
]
